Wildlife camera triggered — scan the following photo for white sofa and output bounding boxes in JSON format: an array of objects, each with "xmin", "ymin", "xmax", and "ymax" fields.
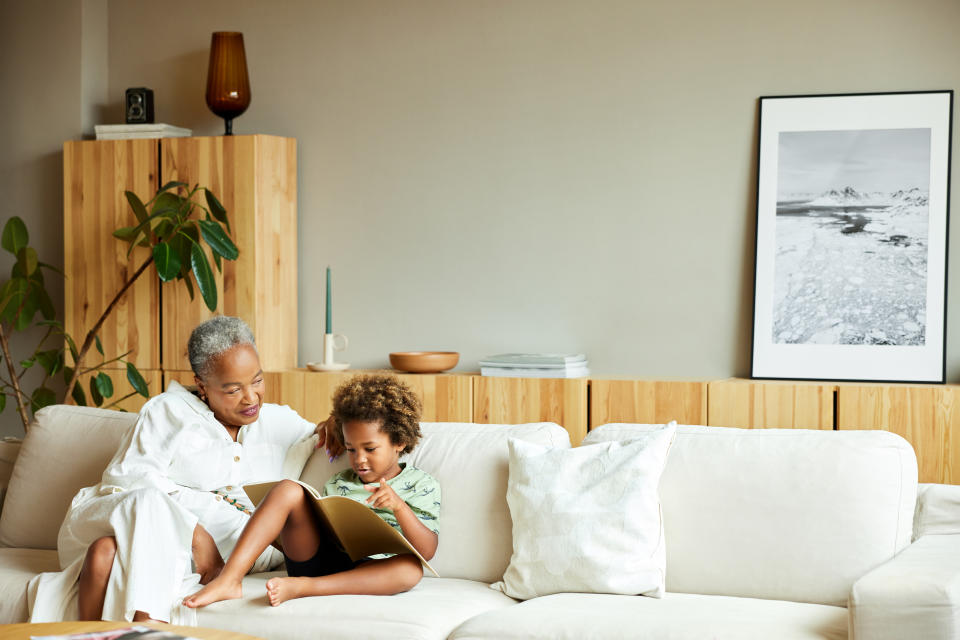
[{"xmin": 1, "ymin": 405, "xmax": 959, "ymax": 639}]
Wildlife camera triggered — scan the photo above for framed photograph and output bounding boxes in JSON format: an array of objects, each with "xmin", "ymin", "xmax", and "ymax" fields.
[{"xmin": 751, "ymin": 90, "xmax": 953, "ymax": 382}]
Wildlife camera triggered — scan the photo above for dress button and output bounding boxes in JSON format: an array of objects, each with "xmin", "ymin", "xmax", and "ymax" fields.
[
  {"xmin": 113, "ymin": 487, "xmax": 121, "ymax": 493},
  {"xmin": 216, "ymin": 495, "xmax": 222, "ymax": 501},
  {"xmin": 234, "ymin": 456, "xmax": 240, "ymax": 462},
  {"xmin": 226, "ymin": 485, "xmax": 233, "ymax": 490}
]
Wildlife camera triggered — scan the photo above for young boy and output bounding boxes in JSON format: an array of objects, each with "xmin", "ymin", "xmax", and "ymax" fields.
[{"xmin": 184, "ymin": 374, "xmax": 440, "ymax": 607}]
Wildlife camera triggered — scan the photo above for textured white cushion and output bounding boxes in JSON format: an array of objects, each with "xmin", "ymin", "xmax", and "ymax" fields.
[
  {"xmin": 0, "ymin": 406, "xmax": 136, "ymax": 549},
  {"xmin": 914, "ymin": 483, "xmax": 960, "ymax": 538},
  {"xmin": 281, "ymin": 433, "xmax": 319, "ymax": 480},
  {"xmin": 493, "ymin": 423, "xmax": 675, "ymax": 599},
  {"xmin": 197, "ymin": 574, "xmax": 517, "ymax": 640},
  {"xmin": 585, "ymin": 424, "xmax": 917, "ymax": 607},
  {"xmin": 450, "ymin": 591, "xmax": 849, "ymax": 640},
  {"xmin": 298, "ymin": 421, "xmax": 571, "ymax": 583},
  {"xmin": 0, "ymin": 547, "xmax": 59, "ymax": 623}
]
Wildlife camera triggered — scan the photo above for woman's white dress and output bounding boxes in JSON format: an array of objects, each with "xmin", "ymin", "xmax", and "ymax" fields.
[{"xmin": 27, "ymin": 380, "xmax": 316, "ymax": 624}]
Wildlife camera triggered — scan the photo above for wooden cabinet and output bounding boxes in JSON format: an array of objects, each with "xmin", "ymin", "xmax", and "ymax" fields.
[
  {"xmin": 473, "ymin": 377, "xmax": 588, "ymax": 445},
  {"xmin": 590, "ymin": 379, "xmax": 707, "ymax": 428},
  {"xmin": 837, "ymin": 383, "xmax": 960, "ymax": 484},
  {"xmin": 63, "ymin": 135, "xmax": 297, "ymax": 378},
  {"xmin": 707, "ymin": 379, "xmax": 835, "ymax": 429}
]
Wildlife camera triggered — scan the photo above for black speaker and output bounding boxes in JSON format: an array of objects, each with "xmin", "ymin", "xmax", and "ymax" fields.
[{"xmin": 125, "ymin": 87, "xmax": 155, "ymax": 124}]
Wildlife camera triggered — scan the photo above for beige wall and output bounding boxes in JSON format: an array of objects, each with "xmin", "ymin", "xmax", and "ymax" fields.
[{"xmin": 2, "ymin": 0, "xmax": 960, "ymax": 433}]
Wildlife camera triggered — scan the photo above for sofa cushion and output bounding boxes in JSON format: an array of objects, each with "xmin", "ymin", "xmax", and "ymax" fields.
[
  {"xmin": 299, "ymin": 421, "xmax": 571, "ymax": 583},
  {"xmin": 493, "ymin": 424, "xmax": 675, "ymax": 599},
  {"xmin": 196, "ymin": 573, "xmax": 518, "ymax": 640},
  {"xmin": 449, "ymin": 591, "xmax": 848, "ymax": 640},
  {"xmin": 0, "ymin": 547, "xmax": 60, "ymax": 623},
  {"xmin": 0, "ymin": 406, "xmax": 136, "ymax": 549},
  {"xmin": 584, "ymin": 424, "xmax": 917, "ymax": 607},
  {"xmin": 914, "ymin": 483, "xmax": 960, "ymax": 538}
]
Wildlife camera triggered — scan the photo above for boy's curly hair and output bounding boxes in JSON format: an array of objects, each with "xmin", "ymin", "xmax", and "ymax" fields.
[{"xmin": 331, "ymin": 374, "xmax": 423, "ymax": 454}]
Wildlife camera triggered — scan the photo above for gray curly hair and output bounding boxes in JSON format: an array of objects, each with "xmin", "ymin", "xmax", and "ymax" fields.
[{"xmin": 187, "ymin": 316, "xmax": 257, "ymax": 378}]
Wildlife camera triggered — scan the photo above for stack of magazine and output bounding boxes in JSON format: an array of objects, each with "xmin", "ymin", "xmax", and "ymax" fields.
[{"xmin": 479, "ymin": 353, "xmax": 589, "ymax": 378}]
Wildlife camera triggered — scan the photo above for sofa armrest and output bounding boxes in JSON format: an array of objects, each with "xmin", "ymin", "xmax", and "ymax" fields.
[
  {"xmin": 850, "ymin": 534, "xmax": 960, "ymax": 639},
  {"xmin": 0, "ymin": 438, "xmax": 22, "ymax": 517}
]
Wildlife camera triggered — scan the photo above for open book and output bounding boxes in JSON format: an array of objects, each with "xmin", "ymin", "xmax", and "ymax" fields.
[{"xmin": 243, "ymin": 479, "xmax": 439, "ymax": 577}]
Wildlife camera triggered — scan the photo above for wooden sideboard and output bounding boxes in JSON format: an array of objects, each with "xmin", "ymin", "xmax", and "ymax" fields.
[{"xmin": 109, "ymin": 371, "xmax": 960, "ymax": 484}]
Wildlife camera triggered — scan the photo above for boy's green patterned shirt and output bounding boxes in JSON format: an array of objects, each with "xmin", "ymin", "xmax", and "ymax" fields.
[{"xmin": 322, "ymin": 463, "xmax": 441, "ymax": 535}]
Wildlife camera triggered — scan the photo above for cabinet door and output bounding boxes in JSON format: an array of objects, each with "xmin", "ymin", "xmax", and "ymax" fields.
[
  {"xmin": 707, "ymin": 379, "xmax": 835, "ymax": 429},
  {"xmin": 267, "ymin": 370, "xmax": 474, "ymax": 425},
  {"xmin": 837, "ymin": 384, "xmax": 960, "ymax": 484},
  {"xmin": 64, "ymin": 140, "xmax": 160, "ymax": 369},
  {"xmin": 473, "ymin": 377, "xmax": 588, "ymax": 445},
  {"xmin": 160, "ymin": 135, "xmax": 297, "ymax": 371},
  {"xmin": 590, "ymin": 379, "xmax": 707, "ymax": 427}
]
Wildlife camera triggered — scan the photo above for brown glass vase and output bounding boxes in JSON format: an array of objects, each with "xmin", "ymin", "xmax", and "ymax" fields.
[{"xmin": 205, "ymin": 32, "xmax": 251, "ymax": 135}]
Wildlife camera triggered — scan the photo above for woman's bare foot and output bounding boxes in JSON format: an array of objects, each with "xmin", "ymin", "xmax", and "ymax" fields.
[
  {"xmin": 182, "ymin": 575, "xmax": 243, "ymax": 608},
  {"xmin": 265, "ymin": 576, "xmax": 312, "ymax": 606}
]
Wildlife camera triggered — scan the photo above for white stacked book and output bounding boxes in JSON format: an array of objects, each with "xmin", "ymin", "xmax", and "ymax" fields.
[
  {"xmin": 94, "ymin": 123, "xmax": 192, "ymax": 140},
  {"xmin": 479, "ymin": 353, "xmax": 589, "ymax": 378}
]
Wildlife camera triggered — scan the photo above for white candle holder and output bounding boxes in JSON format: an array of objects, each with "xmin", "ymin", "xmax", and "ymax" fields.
[{"xmin": 307, "ymin": 333, "xmax": 349, "ymax": 371}]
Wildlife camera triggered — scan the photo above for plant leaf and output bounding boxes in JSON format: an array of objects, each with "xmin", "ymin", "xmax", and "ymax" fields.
[
  {"xmin": 71, "ymin": 381, "xmax": 86, "ymax": 406},
  {"xmin": 64, "ymin": 334, "xmax": 79, "ymax": 363},
  {"xmin": 212, "ymin": 250, "xmax": 222, "ymax": 273},
  {"xmin": 20, "ymin": 358, "xmax": 34, "ymax": 369},
  {"xmin": 13, "ymin": 286, "xmax": 38, "ymax": 331},
  {"xmin": 31, "ymin": 386, "xmax": 56, "ymax": 412},
  {"xmin": 0, "ymin": 278, "xmax": 28, "ymax": 323},
  {"xmin": 38, "ymin": 286, "xmax": 55, "ymax": 321},
  {"xmin": 89, "ymin": 376, "xmax": 104, "ymax": 406},
  {"xmin": 1, "ymin": 217, "xmax": 29, "ymax": 255},
  {"xmin": 125, "ymin": 191, "xmax": 149, "ymax": 224},
  {"xmin": 152, "ymin": 242, "xmax": 181, "ymax": 282},
  {"xmin": 126, "ymin": 362, "xmax": 149, "ymax": 397},
  {"xmin": 113, "ymin": 226, "xmax": 139, "ymax": 242},
  {"xmin": 204, "ymin": 189, "xmax": 230, "ymax": 233},
  {"xmin": 0, "ymin": 392, "xmax": 6, "ymax": 414},
  {"xmin": 16, "ymin": 247, "xmax": 38, "ymax": 276},
  {"xmin": 181, "ymin": 270, "xmax": 195, "ymax": 300},
  {"xmin": 190, "ymin": 243, "xmax": 218, "ymax": 311},
  {"xmin": 159, "ymin": 180, "xmax": 188, "ymax": 192},
  {"xmin": 95, "ymin": 371, "xmax": 114, "ymax": 398},
  {"xmin": 95, "ymin": 334, "xmax": 103, "ymax": 355},
  {"xmin": 151, "ymin": 192, "xmax": 184, "ymax": 220},
  {"xmin": 198, "ymin": 220, "xmax": 239, "ymax": 261},
  {"xmin": 36, "ymin": 349, "xmax": 62, "ymax": 376},
  {"xmin": 38, "ymin": 261, "xmax": 65, "ymax": 277}
]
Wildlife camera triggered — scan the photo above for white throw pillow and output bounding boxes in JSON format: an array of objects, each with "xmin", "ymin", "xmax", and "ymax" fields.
[
  {"xmin": 492, "ymin": 422, "xmax": 676, "ymax": 600},
  {"xmin": 282, "ymin": 433, "xmax": 320, "ymax": 480}
]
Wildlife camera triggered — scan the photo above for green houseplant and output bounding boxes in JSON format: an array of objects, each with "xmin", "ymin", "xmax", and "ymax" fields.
[{"xmin": 0, "ymin": 181, "xmax": 238, "ymax": 432}]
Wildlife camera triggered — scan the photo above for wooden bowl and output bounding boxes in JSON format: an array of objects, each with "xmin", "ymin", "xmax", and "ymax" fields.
[{"xmin": 389, "ymin": 351, "xmax": 459, "ymax": 374}]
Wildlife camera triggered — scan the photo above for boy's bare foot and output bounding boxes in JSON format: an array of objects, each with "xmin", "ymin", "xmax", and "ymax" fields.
[
  {"xmin": 265, "ymin": 576, "xmax": 311, "ymax": 606},
  {"xmin": 182, "ymin": 575, "xmax": 243, "ymax": 608}
]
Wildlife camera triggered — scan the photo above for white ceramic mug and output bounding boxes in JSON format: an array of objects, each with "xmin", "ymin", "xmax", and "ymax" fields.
[{"xmin": 323, "ymin": 333, "xmax": 349, "ymax": 365}]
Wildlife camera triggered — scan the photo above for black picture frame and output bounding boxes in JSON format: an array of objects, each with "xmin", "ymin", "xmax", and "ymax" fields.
[{"xmin": 750, "ymin": 90, "xmax": 953, "ymax": 383}]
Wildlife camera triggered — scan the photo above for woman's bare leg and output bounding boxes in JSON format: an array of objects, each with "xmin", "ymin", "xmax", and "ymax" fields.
[
  {"xmin": 265, "ymin": 554, "xmax": 422, "ymax": 606},
  {"xmin": 77, "ymin": 536, "xmax": 116, "ymax": 620},
  {"xmin": 183, "ymin": 480, "xmax": 321, "ymax": 607}
]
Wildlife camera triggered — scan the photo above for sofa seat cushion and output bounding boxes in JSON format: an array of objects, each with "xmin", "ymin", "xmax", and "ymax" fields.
[
  {"xmin": 0, "ymin": 548, "xmax": 59, "ymax": 624},
  {"xmin": 449, "ymin": 592, "xmax": 848, "ymax": 640},
  {"xmin": 195, "ymin": 574, "xmax": 517, "ymax": 640}
]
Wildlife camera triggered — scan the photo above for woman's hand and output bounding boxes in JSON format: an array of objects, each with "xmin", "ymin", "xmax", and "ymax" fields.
[
  {"xmin": 192, "ymin": 524, "xmax": 224, "ymax": 585},
  {"xmin": 314, "ymin": 416, "xmax": 344, "ymax": 461},
  {"xmin": 364, "ymin": 478, "xmax": 406, "ymax": 513}
]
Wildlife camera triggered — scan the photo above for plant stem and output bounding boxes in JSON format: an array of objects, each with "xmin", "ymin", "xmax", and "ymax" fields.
[
  {"xmin": 104, "ymin": 390, "xmax": 139, "ymax": 409},
  {"xmin": 80, "ymin": 349, "xmax": 134, "ymax": 375},
  {"xmin": 63, "ymin": 255, "xmax": 153, "ymax": 405},
  {"xmin": 0, "ymin": 323, "xmax": 30, "ymax": 429}
]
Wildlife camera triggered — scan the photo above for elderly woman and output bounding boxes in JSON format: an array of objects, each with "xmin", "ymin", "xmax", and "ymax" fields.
[{"xmin": 28, "ymin": 316, "xmax": 342, "ymax": 624}]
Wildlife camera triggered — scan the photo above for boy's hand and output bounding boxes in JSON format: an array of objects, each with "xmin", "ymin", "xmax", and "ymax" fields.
[{"xmin": 364, "ymin": 478, "xmax": 405, "ymax": 512}]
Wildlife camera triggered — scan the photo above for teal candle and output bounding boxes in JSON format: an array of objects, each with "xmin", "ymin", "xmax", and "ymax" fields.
[{"xmin": 325, "ymin": 266, "xmax": 332, "ymax": 334}]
